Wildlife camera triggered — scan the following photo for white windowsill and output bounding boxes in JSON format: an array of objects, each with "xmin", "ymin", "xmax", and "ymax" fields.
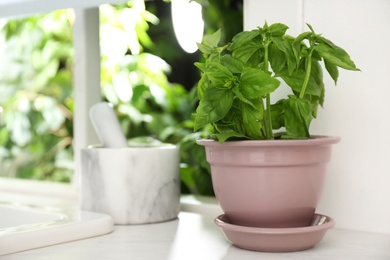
[{"xmin": 0, "ymin": 177, "xmax": 222, "ymax": 216}]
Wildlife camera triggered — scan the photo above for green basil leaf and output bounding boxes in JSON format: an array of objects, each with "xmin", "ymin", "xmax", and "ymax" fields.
[
  {"xmin": 307, "ymin": 95, "xmax": 320, "ymax": 118},
  {"xmin": 228, "ymin": 30, "xmax": 263, "ymax": 65},
  {"xmin": 204, "ymin": 62, "xmax": 235, "ymax": 88},
  {"xmin": 220, "ymin": 99, "xmax": 264, "ymax": 140},
  {"xmin": 203, "ymin": 29, "xmax": 221, "ymax": 47},
  {"xmin": 240, "ymin": 67, "xmax": 280, "ymax": 98},
  {"xmin": 324, "ymin": 58, "xmax": 339, "ymax": 85},
  {"xmin": 232, "ymin": 85, "xmax": 256, "ymax": 108},
  {"xmin": 279, "ymin": 68, "xmax": 321, "ymax": 97},
  {"xmin": 272, "ymin": 37, "xmax": 296, "ymax": 75},
  {"xmin": 314, "ymin": 39, "xmax": 360, "ymax": 71},
  {"xmin": 283, "ymin": 95, "xmax": 313, "ymax": 139},
  {"xmin": 292, "ymin": 31, "xmax": 311, "ymax": 64},
  {"xmin": 228, "ymin": 29, "xmax": 262, "ymax": 52},
  {"xmin": 310, "ymin": 59, "xmax": 325, "ymax": 106},
  {"xmin": 241, "ymin": 99, "xmax": 264, "ymax": 139},
  {"xmin": 212, "ymin": 131, "xmax": 248, "ymax": 143},
  {"xmin": 270, "ymin": 99, "xmax": 285, "ymax": 130},
  {"xmin": 196, "ymin": 43, "xmax": 213, "ymax": 55},
  {"xmin": 268, "ymin": 23, "xmax": 289, "ymax": 37},
  {"xmin": 293, "ymin": 31, "xmax": 312, "ymax": 44},
  {"xmin": 196, "ymin": 74, "xmax": 208, "ymax": 100},
  {"xmin": 306, "ymin": 23, "xmax": 316, "ymax": 33},
  {"xmin": 310, "ymin": 59, "xmax": 323, "ymax": 85},
  {"xmin": 194, "ymin": 62, "xmax": 206, "ymax": 72},
  {"xmin": 193, "ymin": 87, "xmax": 234, "ymax": 131},
  {"xmin": 213, "ymin": 117, "xmax": 250, "ymax": 143},
  {"xmin": 208, "ymin": 51, "xmax": 222, "ymax": 63},
  {"xmin": 231, "ymin": 40, "xmax": 263, "ymax": 65},
  {"xmin": 269, "ymin": 41, "xmax": 287, "ymax": 74},
  {"xmin": 221, "ymin": 54, "xmax": 244, "ymax": 74}
]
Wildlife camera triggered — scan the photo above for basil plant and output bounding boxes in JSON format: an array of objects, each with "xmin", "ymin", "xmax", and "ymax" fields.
[{"xmin": 193, "ymin": 22, "xmax": 359, "ymax": 143}]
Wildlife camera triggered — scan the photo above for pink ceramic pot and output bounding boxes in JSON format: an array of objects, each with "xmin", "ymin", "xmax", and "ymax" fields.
[{"xmin": 197, "ymin": 136, "xmax": 340, "ymax": 228}]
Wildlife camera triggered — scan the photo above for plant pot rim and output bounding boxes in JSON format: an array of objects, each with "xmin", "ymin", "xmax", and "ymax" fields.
[{"xmin": 196, "ymin": 135, "xmax": 340, "ymax": 147}]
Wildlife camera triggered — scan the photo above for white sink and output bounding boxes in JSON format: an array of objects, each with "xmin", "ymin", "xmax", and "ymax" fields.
[{"xmin": 0, "ymin": 201, "xmax": 114, "ymax": 256}]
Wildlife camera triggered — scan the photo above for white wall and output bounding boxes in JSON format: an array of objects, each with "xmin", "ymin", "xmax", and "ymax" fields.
[{"xmin": 244, "ymin": 0, "xmax": 390, "ymax": 234}]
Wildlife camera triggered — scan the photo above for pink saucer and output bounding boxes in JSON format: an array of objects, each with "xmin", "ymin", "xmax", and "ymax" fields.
[{"xmin": 215, "ymin": 213, "xmax": 335, "ymax": 252}]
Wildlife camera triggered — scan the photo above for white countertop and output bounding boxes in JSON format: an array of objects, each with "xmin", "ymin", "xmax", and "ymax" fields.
[
  {"xmin": 1, "ymin": 211, "xmax": 389, "ymax": 260},
  {"xmin": 0, "ymin": 181, "xmax": 389, "ymax": 259}
]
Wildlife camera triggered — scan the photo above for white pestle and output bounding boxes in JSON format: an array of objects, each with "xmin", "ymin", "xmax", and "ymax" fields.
[{"xmin": 89, "ymin": 102, "xmax": 128, "ymax": 148}]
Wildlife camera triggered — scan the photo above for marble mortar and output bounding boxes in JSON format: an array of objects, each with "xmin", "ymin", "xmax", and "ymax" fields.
[{"xmin": 81, "ymin": 144, "xmax": 180, "ymax": 224}]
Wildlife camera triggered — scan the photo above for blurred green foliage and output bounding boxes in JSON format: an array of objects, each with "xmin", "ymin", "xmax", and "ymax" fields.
[
  {"xmin": 0, "ymin": 0, "xmax": 242, "ymax": 195},
  {"xmin": 0, "ymin": 11, "xmax": 74, "ymax": 182}
]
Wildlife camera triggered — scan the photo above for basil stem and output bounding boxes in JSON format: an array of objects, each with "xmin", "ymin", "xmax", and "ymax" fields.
[
  {"xmin": 263, "ymin": 40, "xmax": 274, "ymax": 139},
  {"xmin": 299, "ymin": 48, "xmax": 314, "ymax": 98}
]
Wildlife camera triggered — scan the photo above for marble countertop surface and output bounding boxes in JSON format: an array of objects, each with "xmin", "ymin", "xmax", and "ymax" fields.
[{"xmin": 2, "ymin": 211, "xmax": 390, "ymax": 260}]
